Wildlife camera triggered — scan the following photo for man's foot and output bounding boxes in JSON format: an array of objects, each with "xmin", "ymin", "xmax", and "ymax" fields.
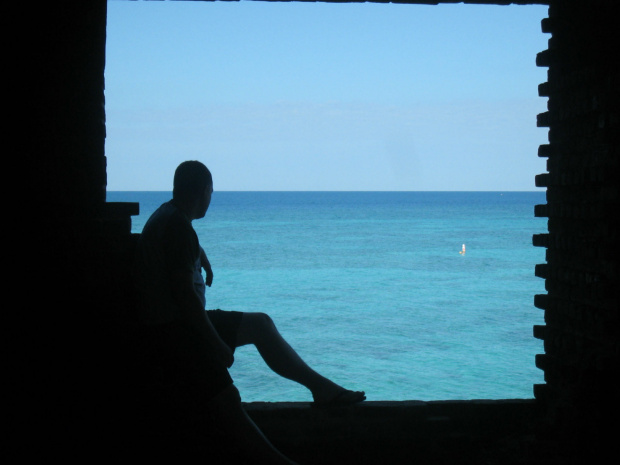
[{"xmin": 312, "ymin": 389, "xmax": 366, "ymax": 408}]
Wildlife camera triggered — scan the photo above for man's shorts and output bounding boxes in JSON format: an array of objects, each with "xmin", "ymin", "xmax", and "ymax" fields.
[
  {"xmin": 143, "ymin": 309, "xmax": 242, "ymax": 402},
  {"xmin": 206, "ymin": 309, "xmax": 243, "ymax": 352}
]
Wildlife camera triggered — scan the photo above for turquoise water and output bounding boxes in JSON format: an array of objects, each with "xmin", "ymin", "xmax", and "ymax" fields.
[{"xmin": 108, "ymin": 191, "xmax": 547, "ymax": 402}]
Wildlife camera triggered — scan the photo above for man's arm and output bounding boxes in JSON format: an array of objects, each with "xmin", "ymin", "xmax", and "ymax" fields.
[
  {"xmin": 199, "ymin": 246, "xmax": 214, "ymax": 287},
  {"xmin": 171, "ymin": 270, "xmax": 233, "ymax": 368}
]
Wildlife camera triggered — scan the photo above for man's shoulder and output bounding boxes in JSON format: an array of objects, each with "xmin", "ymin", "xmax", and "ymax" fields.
[
  {"xmin": 152, "ymin": 200, "xmax": 180, "ymax": 220},
  {"xmin": 144, "ymin": 200, "xmax": 189, "ymax": 232}
]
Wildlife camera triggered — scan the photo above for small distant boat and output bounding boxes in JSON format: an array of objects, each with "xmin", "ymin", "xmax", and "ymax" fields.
[{"xmin": 459, "ymin": 244, "xmax": 466, "ymax": 255}]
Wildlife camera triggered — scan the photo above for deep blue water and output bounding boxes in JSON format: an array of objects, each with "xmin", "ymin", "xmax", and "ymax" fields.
[{"xmin": 108, "ymin": 191, "xmax": 547, "ymax": 402}]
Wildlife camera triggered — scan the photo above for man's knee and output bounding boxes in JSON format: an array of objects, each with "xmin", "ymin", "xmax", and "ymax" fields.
[
  {"xmin": 238, "ymin": 312, "xmax": 277, "ymax": 346},
  {"xmin": 252, "ymin": 313, "xmax": 280, "ymax": 345},
  {"xmin": 243, "ymin": 312, "xmax": 275, "ymax": 333},
  {"xmin": 254, "ymin": 312, "xmax": 275, "ymax": 331}
]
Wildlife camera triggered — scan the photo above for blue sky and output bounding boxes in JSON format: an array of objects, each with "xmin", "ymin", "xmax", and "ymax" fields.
[{"xmin": 104, "ymin": 1, "xmax": 549, "ymax": 191}]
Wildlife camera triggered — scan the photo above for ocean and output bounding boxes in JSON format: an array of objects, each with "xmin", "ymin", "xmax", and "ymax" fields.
[{"xmin": 108, "ymin": 191, "xmax": 547, "ymax": 402}]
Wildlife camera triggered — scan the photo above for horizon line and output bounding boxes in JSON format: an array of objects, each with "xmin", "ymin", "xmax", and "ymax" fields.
[{"xmin": 108, "ymin": 189, "xmax": 544, "ymax": 193}]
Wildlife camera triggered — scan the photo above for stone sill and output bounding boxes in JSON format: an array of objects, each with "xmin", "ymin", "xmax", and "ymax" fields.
[{"xmin": 244, "ymin": 399, "xmax": 544, "ymax": 465}]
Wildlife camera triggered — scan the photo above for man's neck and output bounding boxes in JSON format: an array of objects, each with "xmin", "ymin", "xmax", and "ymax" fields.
[{"xmin": 172, "ymin": 198, "xmax": 196, "ymax": 221}]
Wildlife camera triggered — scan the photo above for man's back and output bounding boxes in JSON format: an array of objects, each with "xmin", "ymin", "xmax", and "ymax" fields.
[{"xmin": 133, "ymin": 200, "xmax": 199, "ymax": 325}]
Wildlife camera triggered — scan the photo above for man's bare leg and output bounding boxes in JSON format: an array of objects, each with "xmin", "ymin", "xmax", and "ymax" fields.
[
  {"xmin": 236, "ymin": 312, "xmax": 365, "ymax": 404},
  {"xmin": 205, "ymin": 384, "xmax": 297, "ymax": 464}
]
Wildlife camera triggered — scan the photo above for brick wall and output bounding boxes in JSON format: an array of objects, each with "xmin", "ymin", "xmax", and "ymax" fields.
[{"xmin": 532, "ymin": 0, "xmax": 619, "ymax": 453}]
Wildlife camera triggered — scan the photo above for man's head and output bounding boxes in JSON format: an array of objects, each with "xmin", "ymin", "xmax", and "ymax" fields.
[{"xmin": 173, "ymin": 160, "xmax": 213, "ymax": 219}]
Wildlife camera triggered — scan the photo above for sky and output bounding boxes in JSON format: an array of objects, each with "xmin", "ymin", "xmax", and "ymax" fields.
[{"xmin": 104, "ymin": 0, "xmax": 550, "ymax": 191}]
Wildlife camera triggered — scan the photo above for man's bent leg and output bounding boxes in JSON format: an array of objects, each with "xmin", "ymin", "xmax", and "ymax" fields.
[
  {"xmin": 205, "ymin": 384, "xmax": 297, "ymax": 465},
  {"xmin": 235, "ymin": 312, "xmax": 364, "ymax": 404}
]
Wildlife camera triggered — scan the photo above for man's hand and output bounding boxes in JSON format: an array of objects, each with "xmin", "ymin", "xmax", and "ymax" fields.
[
  {"xmin": 204, "ymin": 260, "xmax": 214, "ymax": 287},
  {"xmin": 200, "ymin": 247, "xmax": 214, "ymax": 287}
]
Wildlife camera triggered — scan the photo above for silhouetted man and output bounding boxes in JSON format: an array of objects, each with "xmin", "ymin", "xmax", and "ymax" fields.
[{"xmin": 133, "ymin": 160, "xmax": 364, "ymax": 462}]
